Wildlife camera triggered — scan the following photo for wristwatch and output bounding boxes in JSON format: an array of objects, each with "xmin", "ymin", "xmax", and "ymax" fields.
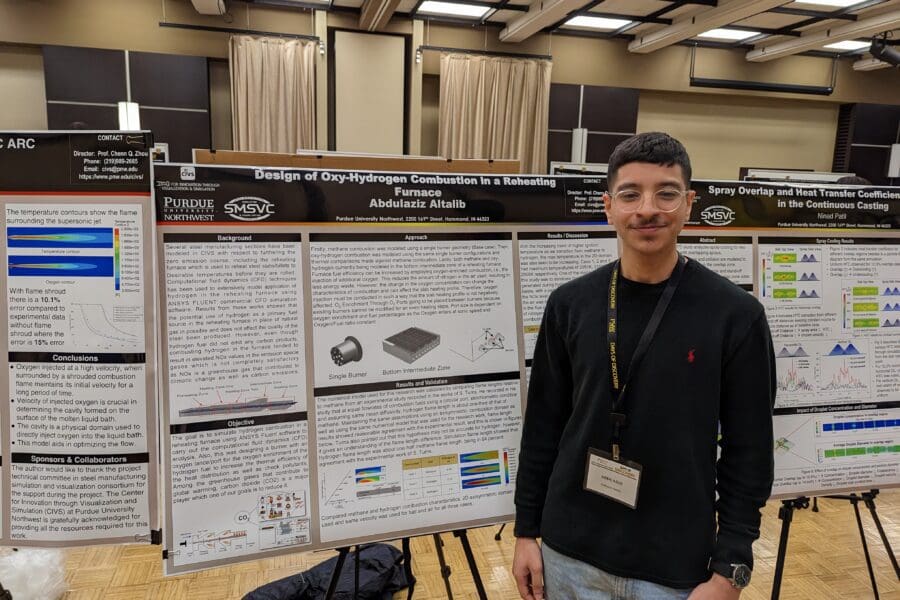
[{"xmin": 709, "ymin": 559, "xmax": 752, "ymax": 589}]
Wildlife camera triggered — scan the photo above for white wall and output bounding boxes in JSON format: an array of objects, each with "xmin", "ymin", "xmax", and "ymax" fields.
[
  {"xmin": 334, "ymin": 31, "xmax": 405, "ymax": 154},
  {"xmin": 638, "ymin": 91, "xmax": 839, "ymax": 180},
  {"xmin": 0, "ymin": 45, "xmax": 47, "ymax": 130}
]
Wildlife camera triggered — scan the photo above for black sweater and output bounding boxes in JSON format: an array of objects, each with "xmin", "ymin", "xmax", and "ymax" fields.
[{"xmin": 514, "ymin": 259, "xmax": 776, "ymax": 588}]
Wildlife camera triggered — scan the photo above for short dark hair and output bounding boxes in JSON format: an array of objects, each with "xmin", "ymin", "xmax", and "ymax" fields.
[
  {"xmin": 836, "ymin": 175, "xmax": 871, "ymax": 185},
  {"xmin": 607, "ymin": 132, "xmax": 692, "ymax": 189}
]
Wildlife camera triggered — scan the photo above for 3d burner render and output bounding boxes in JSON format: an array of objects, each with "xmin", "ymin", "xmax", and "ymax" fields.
[
  {"xmin": 383, "ymin": 327, "xmax": 440, "ymax": 363},
  {"xmin": 331, "ymin": 336, "xmax": 363, "ymax": 366}
]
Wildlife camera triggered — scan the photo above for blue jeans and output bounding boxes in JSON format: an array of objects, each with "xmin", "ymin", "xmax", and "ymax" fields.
[{"xmin": 542, "ymin": 543, "xmax": 695, "ymax": 600}]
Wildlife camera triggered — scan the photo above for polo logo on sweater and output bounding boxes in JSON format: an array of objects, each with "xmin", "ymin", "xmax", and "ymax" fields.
[{"xmin": 687, "ymin": 349, "xmax": 696, "ymax": 363}]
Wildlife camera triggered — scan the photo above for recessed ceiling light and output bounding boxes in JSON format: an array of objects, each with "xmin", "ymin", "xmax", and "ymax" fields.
[
  {"xmin": 563, "ymin": 16, "xmax": 633, "ymax": 30},
  {"xmin": 793, "ymin": 0, "xmax": 867, "ymax": 7},
  {"xmin": 417, "ymin": 1, "xmax": 490, "ymax": 18},
  {"xmin": 824, "ymin": 40, "xmax": 871, "ymax": 51},
  {"xmin": 696, "ymin": 28, "xmax": 761, "ymax": 41}
]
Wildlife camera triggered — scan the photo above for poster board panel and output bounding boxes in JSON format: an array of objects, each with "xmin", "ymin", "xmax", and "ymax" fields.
[
  {"xmin": 3, "ymin": 138, "xmax": 895, "ymax": 561},
  {"xmin": 155, "ymin": 164, "xmax": 899, "ymax": 574},
  {"xmin": 0, "ymin": 132, "xmax": 158, "ymax": 546}
]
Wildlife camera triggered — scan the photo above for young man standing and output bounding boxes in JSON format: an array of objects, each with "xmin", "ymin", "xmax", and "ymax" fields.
[{"xmin": 513, "ymin": 132, "xmax": 776, "ymax": 600}]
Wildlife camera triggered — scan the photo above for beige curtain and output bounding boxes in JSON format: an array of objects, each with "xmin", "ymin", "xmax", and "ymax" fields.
[
  {"xmin": 438, "ymin": 53, "xmax": 552, "ymax": 174},
  {"xmin": 229, "ymin": 35, "xmax": 316, "ymax": 153}
]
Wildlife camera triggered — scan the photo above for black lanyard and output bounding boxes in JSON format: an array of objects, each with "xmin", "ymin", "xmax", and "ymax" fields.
[{"xmin": 607, "ymin": 254, "xmax": 686, "ymax": 460}]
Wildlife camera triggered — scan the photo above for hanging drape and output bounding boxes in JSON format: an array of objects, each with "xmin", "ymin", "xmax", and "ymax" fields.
[
  {"xmin": 438, "ymin": 52, "xmax": 552, "ymax": 174},
  {"xmin": 229, "ymin": 35, "xmax": 316, "ymax": 153}
]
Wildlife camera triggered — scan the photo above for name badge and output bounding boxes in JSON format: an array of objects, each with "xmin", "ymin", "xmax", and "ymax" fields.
[{"xmin": 583, "ymin": 447, "xmax": 642, "ymax": 509}]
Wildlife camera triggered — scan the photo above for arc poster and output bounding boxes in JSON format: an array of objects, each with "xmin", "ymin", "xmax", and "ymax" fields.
[{"xmin": 0, "ymin": 132, "xmax": 157, "ymax": 546}]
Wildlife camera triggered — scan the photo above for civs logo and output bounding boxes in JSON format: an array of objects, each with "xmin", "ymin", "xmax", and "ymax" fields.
[
  {"xmin": 700, "ymin": 205, "xmax": 735, "ymax": 226},
  {"xmin": 224, "ymin": 196, "xmax": 275, "ymax": 221}
]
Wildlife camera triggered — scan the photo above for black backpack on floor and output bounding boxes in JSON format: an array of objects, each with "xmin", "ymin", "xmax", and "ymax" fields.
[{"xmin": 243, "ymin": 543, "xmax": 414, "ymax": 600}]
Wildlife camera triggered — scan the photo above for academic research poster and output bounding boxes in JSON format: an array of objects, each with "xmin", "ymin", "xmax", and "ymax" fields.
[
  {"xmin": 0, "ymin": 132, "xmax": 157, "ymax": 545},
  {"xmin": 151, "ymin": 164, "xmax": 898, "ymax": 572}
]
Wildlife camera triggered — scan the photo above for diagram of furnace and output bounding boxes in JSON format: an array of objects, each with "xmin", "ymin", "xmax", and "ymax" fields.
[{"xmin": 383, "ymin": 327, "xmax": 440, "ymax": 363}]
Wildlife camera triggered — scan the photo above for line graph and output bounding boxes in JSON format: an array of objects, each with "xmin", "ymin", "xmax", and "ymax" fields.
[
  {"xmin": 777, "ymin": 360, "xmax": 814, "ymax": 393},
  {"xmin": 67, "ymin": 303, "xmax": 142, "ymax": 351},
  {"xmin": 820, "ymin": 359, "xmax": 867, "ymax": 392}
]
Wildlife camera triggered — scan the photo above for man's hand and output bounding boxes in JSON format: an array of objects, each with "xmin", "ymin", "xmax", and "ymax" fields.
[
  {"xmin": 512, "ymin": 537, "xmax": 544, "ymax": 600},
  {"xmin": 687, "ymin": 572, "xmax": 741, "ymax": 600}
]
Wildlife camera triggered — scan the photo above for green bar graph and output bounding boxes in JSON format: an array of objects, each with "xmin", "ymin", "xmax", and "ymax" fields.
[
  {"xmin": 773, "ymin": 253, "xmax": 796, "ymax": 263},
  {"xmin": 853, "ymin": 318, "xmax": 881, "ymax": 328},
  {"xmin": 853, "ymin": 303, "xmax": 879, "ymax": 312},
  {"xmin": 824, "ymin": 446, "xmax": 900, "ymax": 459},
  {"xmin": 853, "ymin": 286, "xmax": 879, "ymax": 296},
  {"xmin": 773, "ymin": 271, "xmax": 797, "ymax": 282}
]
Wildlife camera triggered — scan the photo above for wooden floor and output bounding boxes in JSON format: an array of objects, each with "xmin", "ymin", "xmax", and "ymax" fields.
[{"xmin": 50, "ymin": 489, "xmax": 900, "ymax": 599}]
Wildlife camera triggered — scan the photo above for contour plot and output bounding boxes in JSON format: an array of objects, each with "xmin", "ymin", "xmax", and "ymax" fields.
[
  {"xmin": 7, "ymin": 255, "xmax": 114, "ymax": 277},
  {"xmin": 5, "ymin": 209, "xmax": 144, "ymax": 355},
  {"xmin": 353, "ymin": 465, "xmax": 402, "ymax": 500},
  {"xmin": 818, "ymin": 417, "xmax": 900, "ymax": 437},
  {"xmin": 7, "ymin": 227, "xmax": 114, "ymax": 249},
  {"xmin": 759, "ymin": 248, "xmax": 823, "ymax": 304},
  {"xmin": 460, "ymin": 450, "xmax": 503, "ymax": 490},
  {"xmin": 842, "ymin": 282, "xmax": 900, "ymax": 331},
  {"xmin": 814, "ymin": 414, "xmax": 900, "ymax": 464}
]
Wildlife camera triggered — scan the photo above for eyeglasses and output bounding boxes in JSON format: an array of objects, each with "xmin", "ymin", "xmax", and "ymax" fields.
[{"xmin": 610, "ymin": 188, "xmax": 688, "ymax": 213}]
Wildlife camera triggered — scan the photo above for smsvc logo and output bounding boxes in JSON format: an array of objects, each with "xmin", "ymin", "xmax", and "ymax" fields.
[
  {"xmin": 700, "ymin": 205, "xmax": 735, "ymax": 226},
  {"xmin": 224, "ymin": 196, "xmax": 275, "ymax": 221}
]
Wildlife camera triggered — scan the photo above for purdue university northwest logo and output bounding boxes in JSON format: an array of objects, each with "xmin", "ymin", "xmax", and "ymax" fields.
[
  {"xmin": 224, "ymin": 196, "xmax": 275, "ymax": 221},
  {"xmin": 700, "ymin": 205, "xmax": 735, "ymax": 226}
]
